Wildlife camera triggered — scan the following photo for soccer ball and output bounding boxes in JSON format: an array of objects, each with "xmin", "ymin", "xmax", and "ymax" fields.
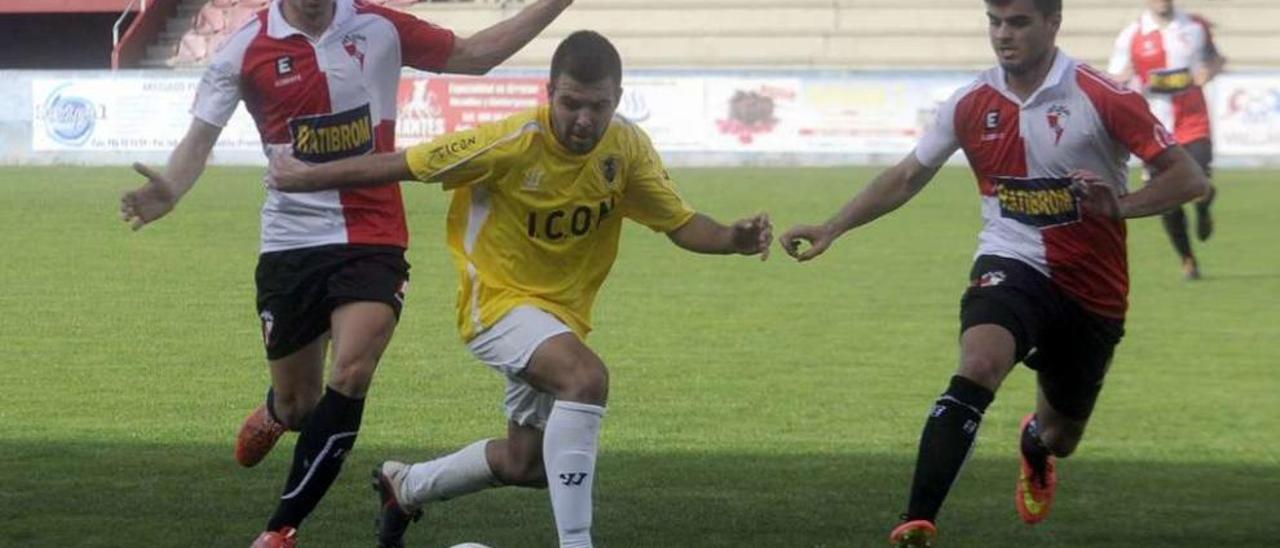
[{"xmin": 448, "ymin": 544, "xmax": 492, "ymax": 548}]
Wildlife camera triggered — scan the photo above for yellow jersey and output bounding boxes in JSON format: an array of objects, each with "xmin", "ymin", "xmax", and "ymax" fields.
[{"xmin": 405, "ymin": 106, "xmax": 696, "ymax": 340}]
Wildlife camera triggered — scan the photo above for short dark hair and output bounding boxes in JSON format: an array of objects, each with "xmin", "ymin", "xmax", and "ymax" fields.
[
  {"xmin": 985, "ymin": 0, "xmax": 1062, "ymax": 17},
  {"xmin": 549, "ymin": 30, "xmax": 622, "ymax": 87}
]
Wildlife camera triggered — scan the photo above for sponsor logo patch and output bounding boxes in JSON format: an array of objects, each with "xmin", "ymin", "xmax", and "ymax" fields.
[
  {"xmin": 1149, "ymin": 67, "xmax": 1192, "ymax": 94},
  {"xmin": 288, "ymin": 104, "xmax": 375, "ymax": 163},
  {"xmin": 993, "ymin": 176, "xmax": 1080, "ymax": 228},
  {"xmin": 429, "ymin": 134, "xmax": 478, "ymax": 162}
]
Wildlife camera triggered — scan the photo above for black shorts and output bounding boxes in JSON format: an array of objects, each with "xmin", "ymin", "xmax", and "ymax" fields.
[
  {"xmin": 255, "ymin": 244, "xmax": 409, "ymax": 360},
  {"xmin": 959, "ymin": 255, "xmax": 1125, "ymax": 420}
]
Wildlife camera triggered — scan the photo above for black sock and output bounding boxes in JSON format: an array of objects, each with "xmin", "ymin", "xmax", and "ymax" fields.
[
  {"xmin": 265, "ymin": 387, "xmax": 305, "ymax": 432},
  {"xmin": 1161, "ymin": 207, "xmax": 1193, "ymax": 259},
  {"xmin": 266, "ymin": 386, "xmax": 365, "ymax": 531},
  {"xmin": 1020, "ymin": 415, "xmax": 1052, "ymax": 486},
  {"xmin": 264, "ymin": 387, "xmax": 285, "ymax": 427},
  {"xmin": 905, "ymin": 375, "xmax": 995, "ymax": 522}
]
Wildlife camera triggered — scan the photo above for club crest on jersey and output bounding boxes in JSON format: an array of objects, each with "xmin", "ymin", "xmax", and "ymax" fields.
[
  {"xmin": 601, "ymin": 155, "xmax": 619, "ymax": 187},
  {"xmin": 342, "ymin": 34, "xmax": 367, "ymax": 70},
  {"xmin": 993, "ymin": 176, "xmax": 1081, "ymax": 228},
  {"xmin": 288, "ymin": 104, "xmax": 375, "ymax": 163},
  {"xmin": 1046, "ymin": 105, "xmax": 1070, "ymax": 145}
]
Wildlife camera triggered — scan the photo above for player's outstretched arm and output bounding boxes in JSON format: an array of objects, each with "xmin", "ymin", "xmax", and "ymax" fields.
[
  {"xmin": 1194, "ymin": 50, "xmax": 1226, "ymax": 87},
  {"xmin": 667, "ymin": 212, "xmax": 773, "ymax": 260},
  {"xmin": 780, "ymin": 152, "xmax": 939, "ymax": 262},
  {"xmin": 1104, "ymin": 146, "xmax": 1208, "ymax": 219},
  {"xmin": 444, "ymin": 0, "xmax": 573, "ymax": 75},
  {"xmin": 120, "ymin": 118, "xmax": 222, "ymax": 231},
  {"xmin": 268, "ymin": 150, "xmax": 416, "ymax": 193}
]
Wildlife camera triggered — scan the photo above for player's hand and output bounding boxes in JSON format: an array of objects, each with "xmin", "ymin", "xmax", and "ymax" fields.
[
  {"xmin": 780, "ymin": 224, "xmax": 836, "ymax": 262},
  {"xmin": 731, "ymin": 212, "xmax": 773, "ymax": 261},
  {"xmin": 120, "ymin": 162, "xmax": 177, "ymax": 231},
  {"xmin": 1069, "ymin": 169, "xmax": 1122, "ymax": 220},
  {"xmin": 265, "ymin": 147, "xmax": 312, "ymax": 192}
]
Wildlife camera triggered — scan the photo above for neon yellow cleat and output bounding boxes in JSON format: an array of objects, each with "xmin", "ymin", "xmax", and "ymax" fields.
[{"xmin": 1016, "ymin": 413, "xmax": 1058, "ymax": 524}]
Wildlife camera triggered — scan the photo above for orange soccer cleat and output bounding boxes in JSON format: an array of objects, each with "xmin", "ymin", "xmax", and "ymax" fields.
[
  {"xmin": 235, "ymin": 404, "xmax": 286, "ymax": 467},
  {"xmin": 250, "ymin": 527, "xmax": 296, "ymax": 548},
  {"xmin": 889, "ymin": 519, "xmax": 937, "ymax": 547}
]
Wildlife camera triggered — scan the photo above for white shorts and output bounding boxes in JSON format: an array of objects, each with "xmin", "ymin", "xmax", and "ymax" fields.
[{"xmin": 466, "ymin": 306, "xmax": 573, "ymax": 429}]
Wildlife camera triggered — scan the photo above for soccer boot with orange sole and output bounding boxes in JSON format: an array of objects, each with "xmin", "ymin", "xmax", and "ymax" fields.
[
  {"xmin": 1016, "ymin": 412, "xmax": 1058, "ymax": 524},
  {"xmin": 889, "ymin": 519, "xmax": 937, "ymax": 547},
  {"xmin": 235, "ymin": 404, "xmax": 286, "ymax": 467},
  {"xmin": 250, "ymin": 527, "xmax": 296, "ymax": 548}
]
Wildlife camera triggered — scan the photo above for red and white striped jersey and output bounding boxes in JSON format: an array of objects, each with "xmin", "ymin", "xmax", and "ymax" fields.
[
  {"xmin": 916, "ymin": 51, "xmax": 1175, "ymax": 319},
  {"xmin": 191, "ymin": 0, "xmax": 455, "ymax": 253},
  {"xmin": 1108, "ymin": 9, "xmax": 1218, "ymax": 144}
]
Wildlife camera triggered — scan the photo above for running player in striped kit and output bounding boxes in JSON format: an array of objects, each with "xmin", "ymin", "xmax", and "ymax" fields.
[
  {"xmin": 120, "ymin": 1, "xmax": 575, "ymax": 545},
  {"xmin": 780, "ymin": 0, "xmax": 1208, "ymax": 545}
]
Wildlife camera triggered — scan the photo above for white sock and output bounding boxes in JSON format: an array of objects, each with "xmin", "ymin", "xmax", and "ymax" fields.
[
  {"xmin": 402, "ymin": 439, "xmax": 499, "ymax": 506},
  {"xmin": 544, "ymin": 400, "xmax": 605, "ymax": 548}
]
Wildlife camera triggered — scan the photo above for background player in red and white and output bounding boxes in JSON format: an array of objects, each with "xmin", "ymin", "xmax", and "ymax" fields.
[
  {"xmin": 779, "ymin": 0, "xmax": 1207, "ymax": 545},
  {"xmin": 118, "ymin": 0, "xmax": 573, "ymax": 546},
  {"xmin": 1109, "ymin": 0, "xmax": 1226, "ymax": 279}
]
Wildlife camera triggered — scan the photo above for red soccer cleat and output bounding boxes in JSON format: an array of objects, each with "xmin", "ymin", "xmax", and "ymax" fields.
[
  {"xmin": 1016, "ymin": 412, "xmax": 1058, "ymax": 524},
  {"xmin": 235, "ymin": 404, "xmax": 286, "ymax": 467},
  {"xmin": 889, "ymin": 519, "xmax": 937, "ymax": 547},
  {"xmin": 250, "ymin": 527, "xmax": 296, "ymax": 548}
]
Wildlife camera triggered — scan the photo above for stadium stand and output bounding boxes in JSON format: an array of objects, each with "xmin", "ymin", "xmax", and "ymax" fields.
[
  {"xmin": 145, "ymin": 0, "xmax": 421, "ymax": 67},
  {"xmin": 137, "ymin": 0, "xmax": 1280, "ymax": 70},
  {"xmin": 0, "ymin": 0, "xmax": 158, "ymax": 69}
]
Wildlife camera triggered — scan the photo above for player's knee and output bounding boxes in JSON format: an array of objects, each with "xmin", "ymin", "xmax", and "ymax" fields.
[
  {"xmin": 272, "ymin": 390, "xmax": 320, "ymax": 428},
  {"xmin": 1039, "ymin": 422, "xmax": 1084, "ymax": 457},
  {"xmin": 328, "ymin": 357, "xmax": 378, "ymax": 398},
  {"xmin": 957, "ymin": 354, "xmax": 1006, "ymax": 391},
  {"xmin": 558, "ymin": 354, "xmax": 608, "ymax": 405},
  {"xmin": 497, "ymin": 457, "xmax": 546, "ymax": 488}
]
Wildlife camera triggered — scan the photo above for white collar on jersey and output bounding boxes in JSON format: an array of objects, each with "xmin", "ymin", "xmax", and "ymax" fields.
[
  {"xmin": 1140, "ymin": 8, "xmax": 1189, "ymax": 34},
  {"xmin": 267, "ymin": 0, "xmax": 356, "ymax": 40},
  {"xmin": 991, "ymin": 47, "xmax": 1074, "ymax": 106}
]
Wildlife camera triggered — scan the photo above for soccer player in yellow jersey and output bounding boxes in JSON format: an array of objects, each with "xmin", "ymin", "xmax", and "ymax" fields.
[{"xmin": 268, "ymin": 31, "xmax": 772, "ymax": 548}]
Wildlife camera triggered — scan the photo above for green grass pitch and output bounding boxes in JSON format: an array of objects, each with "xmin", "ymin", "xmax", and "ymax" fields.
[{"xmin": 0, "ymin": 165, "xmax": 1276, "ymax": 547}]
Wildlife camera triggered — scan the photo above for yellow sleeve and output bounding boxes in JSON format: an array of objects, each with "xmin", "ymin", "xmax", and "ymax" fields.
[
  {"xmin": 404, "ymin": 115, "xmax": 534, "ymax": 190},
  {"xmin": 620, "ymin": 125, "xmax": 696, "ymax": 232}
]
